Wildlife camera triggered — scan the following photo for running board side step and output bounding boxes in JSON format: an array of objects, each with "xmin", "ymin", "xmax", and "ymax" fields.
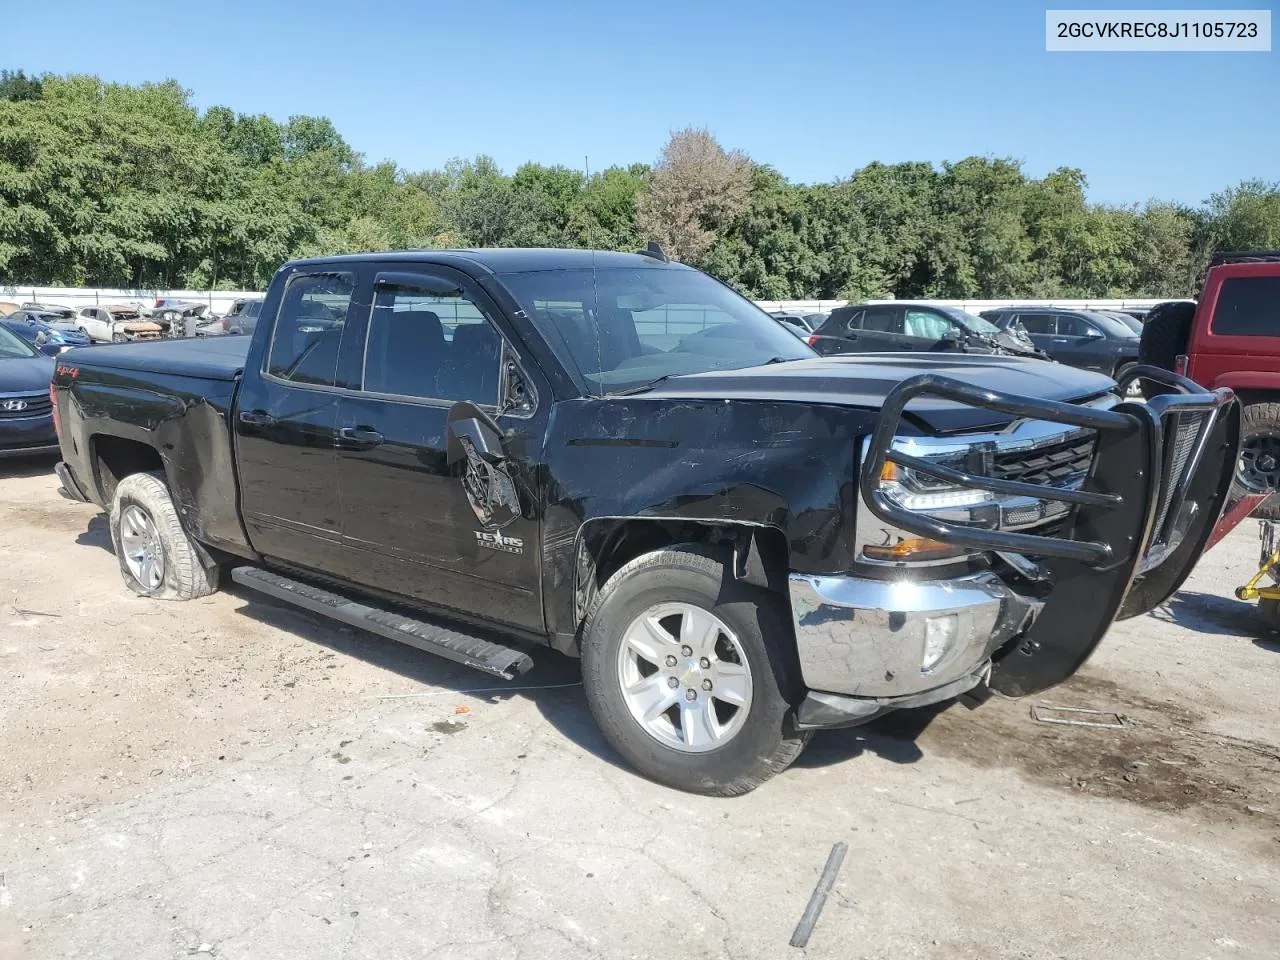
[{"xmin": 231, "ymin": 567, "xmax": 534, "ymax": 680}]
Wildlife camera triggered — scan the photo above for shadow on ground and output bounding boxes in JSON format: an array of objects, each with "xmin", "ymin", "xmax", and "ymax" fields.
[
  {"xmin": 0, "ymin": 452, "xmax": 60, "ymax": 480},
  {"xmin": 77, "ymin": 512, "xmax": 113, "ymax": 552},
  {"xmin": 225, "ymin": 581, "xmax": 936, "ymax": 780},
  {"xmin": 1151, "ymin": 590, "xmax": 1276, "ymax": 639},
  {"xmin": 225, "ymin": 584, "xmax": 613, "ymax": 755}
]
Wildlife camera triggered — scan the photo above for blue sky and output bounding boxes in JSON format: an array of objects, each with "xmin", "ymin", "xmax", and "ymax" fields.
[{"xmin": 7, "ymin": 0, "xmax": 1275, "ymax": 206}]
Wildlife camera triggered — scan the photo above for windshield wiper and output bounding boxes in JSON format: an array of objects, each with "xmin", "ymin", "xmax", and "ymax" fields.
[{"xmin": 612, "ymin": 374, "xmax": 675, "ymax": 396}]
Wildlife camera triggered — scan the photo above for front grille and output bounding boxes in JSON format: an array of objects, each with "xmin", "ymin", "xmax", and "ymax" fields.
[
  {"xmin": 1148, "ymin": 411, "xmax": 1208, "ymax": 552},
  {"xmin": 991, "ymin": 434, "xmax": 1096, "ymax": 487},
  {"xmin": 0, "ymin": 394, "xmax": 50, "ymax": 419}
]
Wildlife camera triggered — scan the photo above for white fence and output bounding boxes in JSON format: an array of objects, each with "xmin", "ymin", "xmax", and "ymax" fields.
[
  {"xmin": 3, "ymin": 285, "xmax": 1185, "ymax": 319},
  {"xmin": 0, "ymin": 286, "xmax": 258, "ymax": 315}
]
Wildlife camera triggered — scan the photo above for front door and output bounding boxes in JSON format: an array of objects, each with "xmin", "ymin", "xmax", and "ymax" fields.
[
  {"xmin": 234, "ymin": 270, "xmax": 358, "ymax": 575},
  {"xmin": 1050, "ymin": 313, "xmax": 1108, "ymax": 371},
  {"xmin": 902, "ymin": 307, "xmax": 956, "ymax": 351},
  {"xmin": 332, "ymin": 267, "xmax": 545, "ymax": 632}
]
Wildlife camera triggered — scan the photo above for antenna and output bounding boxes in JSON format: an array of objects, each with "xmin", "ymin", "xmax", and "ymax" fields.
[{"xmin": 640, "ymin": 241, "xmax": 668, "ymax": 263}]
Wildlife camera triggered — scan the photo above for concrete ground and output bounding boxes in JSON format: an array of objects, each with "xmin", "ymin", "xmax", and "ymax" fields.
[{"xmin": 1, "ymin": 455, "xmax": 1277, "ymax": 960}]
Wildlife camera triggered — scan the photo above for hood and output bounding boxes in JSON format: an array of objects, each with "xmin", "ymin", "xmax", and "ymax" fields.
[
  {"xmin": 641, "ymin": 354, "xmax": 1116, "ymax": 433},
  {"xmin": 0, "ymin": 353, "xmax": 57, "ymax": 393}
]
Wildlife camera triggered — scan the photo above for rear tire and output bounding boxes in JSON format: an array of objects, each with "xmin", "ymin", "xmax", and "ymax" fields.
[
  {"xmin": 581, "ymin": 545, "xmax": 809, "ymax": 796},
  {"xmin": 1234, "ymin": 402, "xmax": 1280, "ymax": 520},
  {"xmin": 109, "ymin": 471, "xmax": 218, "ymax": 600},
  {"xmin": 1258, "ymin": 598, "xmax": 1280, "ymax": 631},
  {"xmin": 1138, "ymin": 301, "xmax": 1195, "ymax": 396}
]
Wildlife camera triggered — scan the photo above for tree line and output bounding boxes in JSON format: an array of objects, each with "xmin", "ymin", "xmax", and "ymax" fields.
[{"xmin": 1, "ymin": 70, "xmax": 1277, "ymax": 299}]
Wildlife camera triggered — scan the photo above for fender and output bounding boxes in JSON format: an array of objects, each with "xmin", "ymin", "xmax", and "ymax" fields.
[{"xmin": 1211, "ymin": 371, "xmax": 1280, "ymax": 395}]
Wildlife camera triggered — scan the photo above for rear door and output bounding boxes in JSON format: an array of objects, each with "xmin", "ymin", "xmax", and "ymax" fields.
[
  {"xmin": 1017, "ymin": 312, "xmax": 1058, "ymax": 357},
  {"xmin": 331, "ymin": 266, "xmax": 546, "ymax": 632},
  {"xmin": 234, "ymin": 270, "xmax": 359, "ymax": 575},
  {"xmin": 853, "ymin": 305, "xmax": 907, "ymax": 351}
]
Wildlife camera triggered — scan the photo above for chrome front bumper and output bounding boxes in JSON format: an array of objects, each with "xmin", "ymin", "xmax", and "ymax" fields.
[{"xmin": 788, "ymin": 571, "xmax": 1041, "ymax": 698}]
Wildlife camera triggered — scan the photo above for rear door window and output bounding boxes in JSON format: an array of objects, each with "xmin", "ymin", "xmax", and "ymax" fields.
[
  {"xmin": 860, "ymin": 306, "xmax": 902, "ymax": 333},
  {"xmin": 266, "ymin": 273, "xmax": 355, "ymax": 387},
  {"xmin": 1212, "ymin": 277, "xmax": 1280, "ymax": 336},
  {"xmin": 1016, "ymin": 313, "xmax": 1054, "ymax": 334}
]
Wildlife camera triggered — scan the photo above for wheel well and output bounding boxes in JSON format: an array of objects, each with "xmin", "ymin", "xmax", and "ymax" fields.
[
  {"xmin": 1230, "ymin": 389, "xmax": 1280, "ymax": 408},
  {"xmin": 574, "ymin": 519, "xmax": 791, "ymax": 625},
  {"xmin": 92, "ymin": 435, "xmax": 164, "ymax": 503}
]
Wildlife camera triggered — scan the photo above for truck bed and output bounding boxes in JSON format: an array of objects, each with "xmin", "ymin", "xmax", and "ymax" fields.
[{"xmin": 63, "ymin": 335, "xmax": 250, "ymax": 381}]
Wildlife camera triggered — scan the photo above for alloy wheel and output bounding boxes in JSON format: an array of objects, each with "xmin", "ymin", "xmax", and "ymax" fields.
[
  {"xmin": 616, "ymin": 602, "xmax": 754, "ymax": 753},
  {"xmin": 119, "ymin": 504, "xmax": 165, "ymax": 590}
]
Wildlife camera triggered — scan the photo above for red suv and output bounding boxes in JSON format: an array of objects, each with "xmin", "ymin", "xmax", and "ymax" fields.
[{"xmin": 1140, "ymin": 251, "xmax": 1280, "ymax": 516}]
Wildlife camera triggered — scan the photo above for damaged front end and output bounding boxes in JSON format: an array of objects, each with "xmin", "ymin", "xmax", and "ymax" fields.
[{"xmin": 788, "ymin": 366, "xmax": 1238, "ymax": 727}]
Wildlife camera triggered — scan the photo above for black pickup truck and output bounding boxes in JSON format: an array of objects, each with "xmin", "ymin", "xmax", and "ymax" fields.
[{"xmin": 51, "ymin": 248, "xmax": 1239, "ymax": 795}]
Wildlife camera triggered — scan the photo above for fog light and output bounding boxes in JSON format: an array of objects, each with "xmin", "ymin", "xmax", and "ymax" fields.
[{"xmin": 922, "ymin": 614, "xmax": 959, "ymax": 674}]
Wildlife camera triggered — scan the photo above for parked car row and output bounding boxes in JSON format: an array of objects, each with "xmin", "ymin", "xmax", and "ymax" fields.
[{"xmin": 0, "ymin": 296, "xmax": 269, "ymax": 348}]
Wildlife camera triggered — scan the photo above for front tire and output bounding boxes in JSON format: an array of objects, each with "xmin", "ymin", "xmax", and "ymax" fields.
[
  {"xmin": 1234, "ymin": 402, "xmax": 1280, "ymax": 520},
  {"xmin": 109, "ymin": 471, "xmax": 218, "ymax": 600},
  {"xmin": 581, "ymin": 546, "xmax": 809, "ymax": 796}
]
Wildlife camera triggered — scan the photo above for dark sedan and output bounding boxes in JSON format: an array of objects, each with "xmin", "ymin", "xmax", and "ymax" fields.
[
  {"xmin": 980, "ymin": 308, "xmax": 1139, "ymax": 387},
  {"xmin": 0, "ymin": 324, "xmax": 57, "ymax": 459},
  {"xmin": 2, "ymin": 310, "xmax": 92, "ymax": 356}
]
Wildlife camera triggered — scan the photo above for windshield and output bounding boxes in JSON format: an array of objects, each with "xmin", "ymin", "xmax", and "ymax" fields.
[
  {"xmin": 1107, "ymin": 312, "xmax": 1144, "ymax": 334},
  {"xmin": 499, "ymin": 266, "xmax": 814, "ymax": 394},
  {"xmin": 0, "ymin": 324, "xmax": 38, "ymax": 358},
  {"xmin": 1085, "ymin": 311, "xmax": 1140, "ymax": 339}
]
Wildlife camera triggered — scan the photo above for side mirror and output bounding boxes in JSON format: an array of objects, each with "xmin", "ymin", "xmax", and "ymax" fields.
[
  {"xmin": 1083, "ymin": 327, "xmax": 1105, "ymax": 340},
  {"xmin": 446, "ymin": 404, "xmax": 505, "ymax": 465},
  {"xmin": 941, "ymin": 329, "xmax": 963, "ymax": 344}
]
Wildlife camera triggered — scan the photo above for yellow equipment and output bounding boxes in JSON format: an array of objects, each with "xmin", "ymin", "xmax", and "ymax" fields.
[{"xmin": 1234, "ymin": 519, "xmax": 1280, "ymax": 627}]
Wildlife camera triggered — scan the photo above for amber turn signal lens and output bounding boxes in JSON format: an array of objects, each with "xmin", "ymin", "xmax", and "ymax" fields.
[
  {"xmin": 879, "ymin": 460, "xmax": 899, "ymax": 482},
  {"xmin": 862, "ymin": 537, "xmax": 965, "ymax": 562}
]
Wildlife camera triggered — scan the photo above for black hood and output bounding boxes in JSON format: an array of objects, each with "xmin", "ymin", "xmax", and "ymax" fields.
[
  {"xmin": 641, "ymin": 354, "xmax": 1115, "ymax": 433},
  {"xmin": 0, "ymin": 353, "xmax": 56, "ymax": 393}
]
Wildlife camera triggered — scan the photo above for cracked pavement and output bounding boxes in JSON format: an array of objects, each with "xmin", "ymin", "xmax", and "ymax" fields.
[{"xmin": 2, "ymin": 460, "xmax": 1278, "ymax": 959}]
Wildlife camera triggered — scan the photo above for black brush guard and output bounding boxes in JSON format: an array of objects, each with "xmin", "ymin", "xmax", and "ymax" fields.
[{"xmin": 858, "ymin": 365, "xmax": 1239, "ymax": 695}]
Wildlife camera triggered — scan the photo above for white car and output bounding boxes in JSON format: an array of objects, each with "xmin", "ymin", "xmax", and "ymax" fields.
[{"xmin": 77, "ymin": 305, "xmax": 163, "ymax": 343}]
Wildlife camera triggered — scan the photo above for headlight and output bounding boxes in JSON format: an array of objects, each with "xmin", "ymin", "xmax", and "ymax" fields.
[{"xmin": 858, "ymin": 416, "xmax": 1106, "ymax": 567}]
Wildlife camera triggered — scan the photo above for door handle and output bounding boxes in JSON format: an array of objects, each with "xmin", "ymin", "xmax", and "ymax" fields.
[
  {"xmin": 238, "ymin": 409, "xmax": 276, "ymax": 427},
  {"xmin": 337, "ymin": 426, "xmax": 384, "ymax": 448}
]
